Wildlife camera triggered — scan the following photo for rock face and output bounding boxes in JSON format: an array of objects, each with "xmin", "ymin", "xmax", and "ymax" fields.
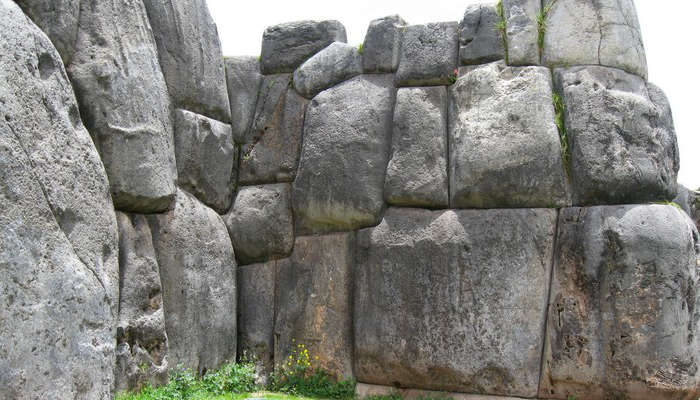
[
  {"xmin": 396, "ymin": 22, "xmax": 459, "ymax": 86},
  {"xmin": 275, "ymin": 234, "xmax": 355, "ymax": 379},
  {"xmin": 542, "ymin": 0, "xmax": 647, "ymax": 79},
  {"xmin": 362, "ymin": 15, "xmax": 407, "ymax": 73},
  {"xmin": 223, "ymin": 184, "xmax": 294, "ymax": 266},
  {"xmin": 241, "ymin": 74, "xmax": 308, "ymax": 185},
  {"xmin": 143, "ymin": 0, "xmax": 231, "ymax": 122},
  {"xmin": 503, "ymin": 0, "xmax": 540, "ymax": 65},
  {"xmin": 261, "ymin": 20, "xmax": 348, "ymax": 75},
  {"xmin": 540, "ymin": 205, "xmax": 700, "ymax": 399},
  {"xmin": 174, "ymin": 109, "xmax": 236, "ymax": 214},
  {"xmin": 449, "ymin": 62, "xmax": 570, "ymax": 208},
  {"xmin": 355, "ymin": 208, "xmax": 557, "ymax": 397},
  {"xmin": 13, "ymin": 0, "xmax": 79, "ymax": 64},
  {"xmin": 675, "ymin": 186, "xmax": 700, "ymax": 229},
  {"xmin": 385, "ymin": 87, "xmax": 448, "ymax": 208},
  {"xmin": 293, "ymin": 74, "xmax": 395, "ymax": 234},
  {"xmin": 458, "ymin": 4, "xmax": 504, "ymax": 65},
  {"xmin": 147, "ymin": 190, "xmax": 237, "ymax": 374},
  {"xmin": 554, "ymin": 66, "xmax": 678, "ymax": 205},
  {"xmin": 225, "ymin": 56, "xmax": 263, "ymax": 144},
  {"xmin": 293, "ymin": 42, "xmax": 362, "ymax": 99},
  {"xmin": 114, "ymin": 212, "xmax": 168, "ymax": 392}
]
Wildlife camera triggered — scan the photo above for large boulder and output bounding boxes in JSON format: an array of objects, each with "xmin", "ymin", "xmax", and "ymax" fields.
[
  {"xmin": 385, "ymin": 86, "xmax": 449, "ymax": 208},
  {"xmin": 458, "ymin": 4, "xmax": 504, "ymax": 65},
  {"xmin": 147, "ymin": 190, "xmax": 237, "ymax": 374},
  {"xmin": 503, "ymin": 0, "xmax": 540, "ymax": 65},
  {"xmin": 293, "ymin": 74, "xmax": 394, "ymax": 235},
  {"xmin": 542, "ymin": 0, "xmax": 647, "ymax": 79},
  {"xmin": 449, "ymin": 62, "xmax": 570, "ymax": 208},
  {"xmin": 275, "ymin": 234, "xmax": 355, "ymax": 379},
  {"xmin": 114, "ymin": 212, "xmax": 169, "ymax": 392},
  {"xmin": 223, "ymin": 184, "xmax": 294, "ymax": 266},
  {"xmin": 142, "ymin": 0, "xmax": 231, "ymax": 122},
  {"xmin": 293, "ymin": 42, "xmax": 362, "ymax": 99},
  {"xmin": 540, "ymin": 205, "xmax": 700, "ymax": 399},
  {"xmin": 225, "ymin": 56, "xmax": 262, "ymax": 144},
  {"xmin": 174, "ymin": 109, "xmax": 236, "ymax": 214},
  {"xmin": 396, "ymin": 22, "xmax": 459, "ymax": 86},
  {"xmin": 554, "ymin": 66, "xmax": 678, "ymax": 205},
  {"xmin": 355, "ymin": 208, "xmax": 557, "ymax": 397},
  {"xmin": 260, "ymin": 20, "xmax": 347, "ymax": 74},
  {"xmin": 674, "ymin": 185, "xmax": 700, "ymax": 230},
  {"xmin": 13, "ymin": 0, "xmax": 79, "ymax": 64},
  {"xmin": 362, "ymin": 15, "xmax": 407, "ymax": 73}
]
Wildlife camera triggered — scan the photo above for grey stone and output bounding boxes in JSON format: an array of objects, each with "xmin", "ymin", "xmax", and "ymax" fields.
[
  {"xmin": 554, "ymin": 66, "xmax": 678, "ymax": 205},
  {"xmin": 223, "ymin": 184, "xmax": 294, "ymax": 265},
  {"xmin": 260, "ymin": 20, "xmax": 348, "ymax": 75},
  {"xmin": 540, "ymin": 205, "xmax": 700, "ymax": 399},
  {"xmin": 14, "ymin": 0, "xmax": 79, "ymax": 64},
  {"xmin": 449, "ymin": 62, "xmax": 570, "ymax": 208},
  {"xmin": 275, "ymin": 233, "xmax": 355, "ymax": 379},
  {"xmin": 674, "ymin": 185, "xmax": 700, "ymax": 230},
  {"xmin": 225, "ymin": 56, "xmax": 263, "ymax": 144},
  {"xmin": 356, "ymin": 383, "xmax": 530, "ymax": 400},
  {"xmin": 143, "ymin": 0, "xmax": 231, "ymax": 122},
  {"xmin": 542, "ymin": 0, "xmax": 647, "ymax": 79},
  {"xmin": 503, "ymin": 0, "xmax": 540, "ymax": 65},
  {"xmin": 174, "ymin": 109, "xmax": 236, "ymax": 214},
  {"xmin": 385, "ymin": 87, "xmax": 448, "ymax": 208},
  {"xmin": 114, "ymin": 212, "xmax": 168, "ymax": 392},
  {"xmin": 459, "ymin": 4, "xmax": 505, "ymax": 65},
  {"xmin": 293, "ymin": 75, "xmax": 394, "ymax": 235},
  {"xmin": 147, "ymin": 190, "xmax": 237, "ymax": 374},
  {"xmin": 396, "ymin": 22, "xmax": 459, "ymax": 86},
  {"xmin": 355, "ymin": 208, "xmax": 557, "ymax": 397},
  {"xmin": 362, "ymin": 15, "xmax": 407, "ymax": 73},
  {"xmin": 240, "ymin": 74, "xmax": 308, "ymax": 185},
  {"xmin": 293, "ymin": 42, "xmax": 362, "ymax": 99}
]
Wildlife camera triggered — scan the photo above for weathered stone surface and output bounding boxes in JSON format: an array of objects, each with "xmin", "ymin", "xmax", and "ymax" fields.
[
  {"xmin": 260, "ymin": 20, "xmax": 347, "ymax": 75},
  {"xmin": 174, "ymin": 109, "xmax": 236, "ymax": 214},
  {"xmin": 225, "ymin": 56, "xmax": 262, "ymax": 144},
  {"xmin": 503, "ymin": 0, "xmax": 540, "ymax": 65},
  {"xmin": 240, "ymin": 74, "xmax": 307, "ymax": 185},
  {"xmin": 293, "ymin": 75, "xmax": 394, "ymax": 234},
  {"xmin": 675, "ymin": 185, "xmax": 700, "ymax": 230},
  {"xmin": 143, "ymin": 0, "xmax": 231, "ymax": 122},
  {"xmin": 224, "ymin": 184, "xmax": 294, "ymax": 265},
  {"xmin": 114, "ymin": 212, "xmax": 168, "ymax": 392},
  {"xmin": 396, "ymin": 22, "xmax": 459, "ymax": 86},
  {"xmin": 355, "ymin": 208, "xmax": 557, "ymax": 397},
  {"xmin": 356, "ymin": 383, "xmax": 529, "ymax": 400},
  {"xmin": 449, "ymin": 62, "xmax": 570, "ymax": 208},
  {"xmin": 459, "ymin": 4, "xmax": 504, "ymax": 65},
  {"xmin": 147, "ymin": 190, "xmax": 237, "ymax": 374},
  {"xmin": 542, "ymin": 0, "xmax": 647, "ymax": 78},
  {"xmin": 14, "ymin": 0, "xmax": 79, "ymax": 64},
  {"xmin": 554, "ymin": 66, "xmax": 678, "ymax": 205},
  {"xmin": 275, "ymin": 233, "xmax": 354, "ymax": 379},
  {"xmin": 362, "ymin": 15, "xmax": 407, "ymax": 73},
  {"xmin": 385, "ymin": 87, "xmax": 448, "ymax": 208},
  {"xmin": 293, "ymin": 42, "xmax": 362, "ymax": 99},
  {"xmin": 540, "ymin": 205, "xmax": 700, "ymax": 399}
]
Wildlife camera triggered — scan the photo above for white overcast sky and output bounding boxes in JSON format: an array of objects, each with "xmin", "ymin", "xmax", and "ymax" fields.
[{"xmin": 207, "ymin": 0, "xmax": 699, "ymax": 190}]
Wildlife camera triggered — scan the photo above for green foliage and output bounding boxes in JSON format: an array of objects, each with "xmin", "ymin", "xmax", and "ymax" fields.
[
  {"xmin": 357, "ymin": 43, "xmax": 364, "ymax": 55},
  {"xmin": 552, "ymin": 91, "xmax": 570, "ymax": 177},
  {"xmin": 537, "ymin": 0, "xmax": 559, "ymax": 56},
  {"xmin": 495, "ymin": 0, "xmax": 509, "ymax": 64}
]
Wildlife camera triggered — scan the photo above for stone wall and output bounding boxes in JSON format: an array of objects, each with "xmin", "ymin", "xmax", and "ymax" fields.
[{"xmin": 0, "ymin": 0, "xmax": 698, "ymax": 399}]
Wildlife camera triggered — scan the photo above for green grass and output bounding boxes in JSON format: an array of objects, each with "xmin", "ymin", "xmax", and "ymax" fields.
[
  {"xmin": 552, "ymin": 91, "xmax": 570, "ymax": 177},
  {"xmin": 537, "ymin": 0, "xmax": 559, "ymax": 57},
  {"xmin": 357, "ymin": 43, "xmax": 364, "ymax": 55},
  {"xmin": 495, "ymin": 0, "xmax": 509, "ymax": 64}
]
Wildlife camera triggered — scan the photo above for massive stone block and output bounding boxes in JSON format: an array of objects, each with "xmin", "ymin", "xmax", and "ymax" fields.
[
  {"xmin": 503, "ymin": 0, "xmax": 540, "ymax": 65},
  {"xmin": 458, "ymin": 4, "xmax": 504, "ymax": 65},
  {"xmin": 293, "ymin": 42, "xmax": 362, "ymax": 99},
  {"xmin": 293, "ymin": 74, "xmax": 394, "ymax": 235},
  {"xmin": 261, "ymin": 20, "xmax": 347, "ymax": 75},
  {"xmin": 275, "ymin": 233, "xmax": 355, "ymax": 379},
  {"xmin": 675, "ymin": 185, "xmax": 700, "ymax": 230},
  {"xmin": 225, "ymin": 56, "xmax": 263, "ymax": 144},
  {"xmin": 449, "ymin": 62, "xmax": 570, "ymax": 208},
  {"xmin": 540, "ymin": 205, "xmax": 700, "ymax": 399},
  {"xmin": 396, "ymin": 22, "xmax": 459, "ymax": 86},
  {"xmin": 143, "ymin": 0, "xmax": 231, "ymax": 122},
  {"xmin": 240, "ymin": 74, "xmax": 308, "ymax": 185},
  {"xmin": 554, "ymin": 66, "xmax": 678, "ymax": 205},
  {"xmin": 13, "ymin": 0, "xmax": 79, "ymax": 64},
  {"xmin": 223, "ymin": 184, "xmax": 294, "ymax": 266},
  {"xmin": 385, "ymin": 87, "xmax": 448, "ymax": 208},
  {"xmin": 362, "ymin": 15, "xmax": 407, "ymax": 73},
  {"xmin": 174, "ymin": 109, "xmax": 236, "ymax": 214},
  {"xmin": 542, "ymin": 0, "xmax": 647, "ymax": 79},
  {"xmin": 114, "ymin": 212, "xmax": 168, "ymax": 392},
  {"xmin": 355, "ymin": 208, "xmax": 557, "ymax": 397},
  {"xmin": 147, "ymin": 190, "xmax": 237, "ymax": 374}
]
